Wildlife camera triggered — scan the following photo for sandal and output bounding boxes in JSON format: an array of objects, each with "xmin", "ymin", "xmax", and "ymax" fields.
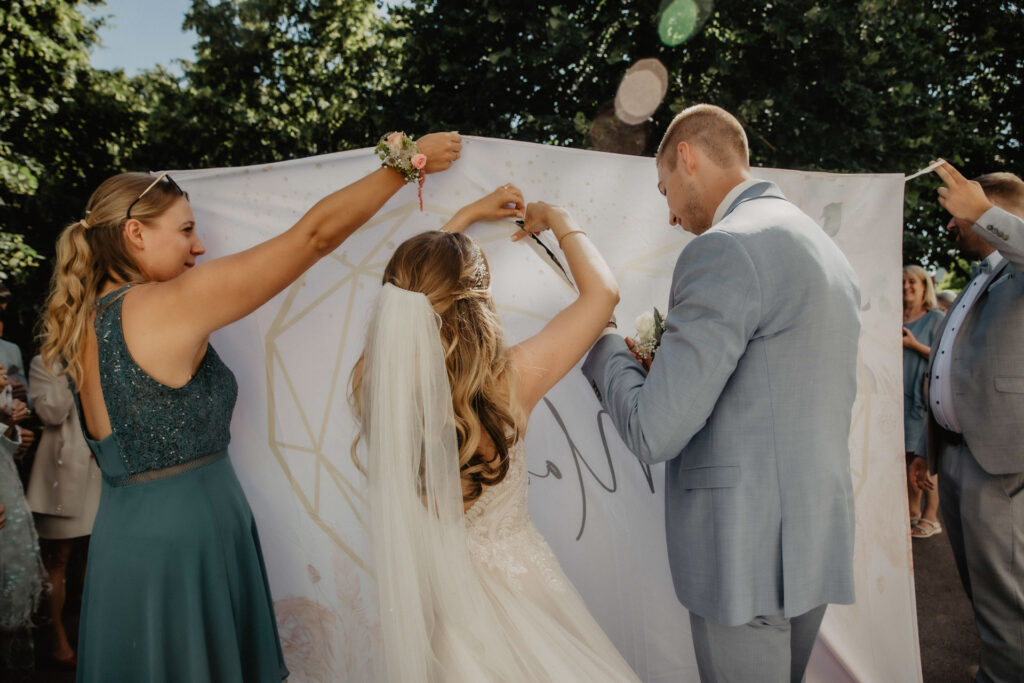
[
  {"xmin": 911, "ymin": 519, "xmax": 942, "ymax": 539},
  {"xmin": 909, "ymin": 513, "xmax": 921, "ymax": 526}
]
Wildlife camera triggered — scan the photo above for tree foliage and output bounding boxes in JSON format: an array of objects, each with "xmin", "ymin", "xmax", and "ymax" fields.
[
  {"xmin": 1, "ymin": 0, "xmax": 1021, "ymax": 340},
  {"xmin": 133, "ymin": 0, "xmax": 389, "ymax": 171},
  {"xmin": 0, "ymin": 0, "xmax": 155, "ymax": 338},
  {"xmin": 386, "ymin": 0, "xmax": 1022, "ymax": 268}
]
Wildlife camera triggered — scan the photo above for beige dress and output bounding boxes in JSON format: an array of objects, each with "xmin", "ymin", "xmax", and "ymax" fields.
[{"xmin": 25, "ymin": 355, "xmax": 101, "ymax": 539}]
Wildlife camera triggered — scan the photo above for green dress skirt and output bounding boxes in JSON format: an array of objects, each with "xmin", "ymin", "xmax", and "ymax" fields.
[{"xmin": 75, "ymin": 288, "xmax": 287, "ymax": 682}]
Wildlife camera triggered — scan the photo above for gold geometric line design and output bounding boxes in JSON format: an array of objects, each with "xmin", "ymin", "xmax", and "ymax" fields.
[
  {"xmin": 315, "ymin": 271, "xmax": 361, "ymax": 454},
  {"xmin": 272, "ymin": 442, "xmax": 320, "ymax": 455},
  {"xmin": 271, "ymin": 344, "xmax": 318, "ymax": 450},
  {"xmin": 265, "ymin": 201, "xmax": 457, "ymax": 577},
  {"xmin": 323, "ymin": 457, "xmax": 367, "ymax": 530},
  {"xmin": 318, "ymin": 455, "xmax": 367, "ymax": 531},
  {"xmin": 272, "ymin": 271, "xmax": 359, "ymax": 338},
  {"xmin": 315, "ymin": 453, "xmax": 321, "ymax": 514}
]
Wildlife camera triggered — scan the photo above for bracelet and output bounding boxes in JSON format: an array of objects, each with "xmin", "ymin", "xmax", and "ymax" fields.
[
  {"xmin": 376, "ymin": 132, "xmax": 428, "ymax": 210},
  {"xmin": 557, "ymin": 230, "xmax": 587, "ymax": 248}
]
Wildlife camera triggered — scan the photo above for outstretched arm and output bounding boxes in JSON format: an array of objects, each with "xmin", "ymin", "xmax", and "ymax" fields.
[
  {"xmin": 135, "ymin": 133, "xmax": 462, "ymax": 346},
  {"xmin": 510, "ymin": 202, "xmax": 619, "ymax": 416}
]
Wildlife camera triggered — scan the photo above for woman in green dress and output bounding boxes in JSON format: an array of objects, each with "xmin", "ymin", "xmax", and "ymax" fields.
[{"xmin": 38, "ymin": 132, "xmax": 461, "ymax": 682}]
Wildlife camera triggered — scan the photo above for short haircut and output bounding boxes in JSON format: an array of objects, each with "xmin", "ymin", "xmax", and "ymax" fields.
[
  {"xmin": 974, "ymin": 172, "xmax": 1024, "ymax": 216},
  {"xmin": 656, "ymin": 104, "xmax": 749, "ymax": 169}
]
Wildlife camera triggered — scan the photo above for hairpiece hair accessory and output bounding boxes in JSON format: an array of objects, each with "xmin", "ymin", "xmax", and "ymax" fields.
[
  {"xmin": 376, "ymin": 132, "xmax": 427, "ymax": 210},
  {"xmin": 471, "ymin": 260, "xmax": 488, "ymax": 288}
]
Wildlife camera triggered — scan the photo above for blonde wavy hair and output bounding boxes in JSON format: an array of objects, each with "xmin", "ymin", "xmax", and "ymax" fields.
[
  {"xmin": 351, "ymin": 231, "xmax": 520, "ymax": 507},
  {"xmin": 39, "ymin": 173, "xmax": 188, "ymax": 386},
  {"xmin": 902, "ymin": 264, "xmax": 938, "ymax": 312}
]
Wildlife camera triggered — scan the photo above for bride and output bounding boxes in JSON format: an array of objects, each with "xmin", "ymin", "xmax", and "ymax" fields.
[{"xmin": 351, "ymin": 185, "xmax": 640, "ymax": 682}]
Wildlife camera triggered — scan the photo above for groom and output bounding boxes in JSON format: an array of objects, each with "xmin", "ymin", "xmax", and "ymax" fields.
[{"xmin": 583, "ymin": 104, "xmax": 861, "ymax": 682}]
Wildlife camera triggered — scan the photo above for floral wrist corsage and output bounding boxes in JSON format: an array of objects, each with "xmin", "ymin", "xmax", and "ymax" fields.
[{"xmin": 376, "ymin": 131, "xmax": 428, "ymax": 210}]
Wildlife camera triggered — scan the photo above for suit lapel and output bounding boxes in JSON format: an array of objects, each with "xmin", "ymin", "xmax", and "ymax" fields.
[{"xmin": 925, "ymin": 259, "xmax": 1009, "ymax": 378}]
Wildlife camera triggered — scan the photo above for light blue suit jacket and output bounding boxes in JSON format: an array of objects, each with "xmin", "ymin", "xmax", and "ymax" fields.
[{"xmin": 583, "ymin": 181, "xmax": 861, "ymax": 626}]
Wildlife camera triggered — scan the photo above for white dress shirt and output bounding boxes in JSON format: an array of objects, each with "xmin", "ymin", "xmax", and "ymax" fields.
[
  {"xmin": 711, "ymin": 178, "xmax": 764, "ymax": 227},
  {"xmin": 928, "ymin": 250, "xmax": 1006, "ymax": 433}
]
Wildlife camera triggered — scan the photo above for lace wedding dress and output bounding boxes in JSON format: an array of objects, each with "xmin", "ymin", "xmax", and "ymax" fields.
[
  {"xmin": 453, "ymin": 441, "xmax": 640, "ymax": 682},
  {"xmin": 364, "ymin": 283, "xmax": 638, "ymax": 682}
]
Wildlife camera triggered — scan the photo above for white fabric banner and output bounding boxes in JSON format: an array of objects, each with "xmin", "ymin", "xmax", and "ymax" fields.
[{"xmin": 173, "ymin": 137, "xmax": 919, "ymax": 682}]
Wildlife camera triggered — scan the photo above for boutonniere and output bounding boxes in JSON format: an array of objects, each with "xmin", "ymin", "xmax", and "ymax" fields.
[{"xmin": 633, "ymin": 307, "xmax": 667, "ymax": 361}]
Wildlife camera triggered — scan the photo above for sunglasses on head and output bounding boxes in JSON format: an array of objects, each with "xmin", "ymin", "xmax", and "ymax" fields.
[{"xmin": 125, "ymin": 173, "xmax": 185, "ymax": 221}]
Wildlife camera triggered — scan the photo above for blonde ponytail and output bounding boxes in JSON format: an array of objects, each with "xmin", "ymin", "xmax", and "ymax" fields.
[
  {"xmin": 40, "ymin": 221, "xmax": 103, "ymax": 386},
  {"xmin": 38, "ymin": 172, "xmax": 186, "ymax": 386}
]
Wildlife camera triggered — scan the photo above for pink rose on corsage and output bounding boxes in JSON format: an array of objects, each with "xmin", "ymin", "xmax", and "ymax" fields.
[
  {"xmin": 386, "ymin": 131, "xmax": 404, "ymax": 153},
  {"xmin": 411, "ymin": 154, "xmax": 427, "ymax": 171}
]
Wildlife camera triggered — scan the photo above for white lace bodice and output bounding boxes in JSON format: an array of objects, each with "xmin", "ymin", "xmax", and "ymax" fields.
[{"xmin": 464, "ymin": 441, "xmax": 568, "ymax": 594}]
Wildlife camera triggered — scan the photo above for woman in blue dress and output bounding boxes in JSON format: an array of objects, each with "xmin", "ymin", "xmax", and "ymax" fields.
[
  {"xmin": 38, "ymin": 132, "xmax": 461, "ymax": 682},
  {"xmin": 901, "ymin": 264, "xmax": 945, "ymax": 539}
]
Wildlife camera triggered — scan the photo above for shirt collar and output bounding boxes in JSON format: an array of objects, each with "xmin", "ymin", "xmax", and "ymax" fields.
[
  {"xmin": 712, "ymin": 178, "xmax": 764, "ymax": 227},
  {"xmin": 974, "ymin": 250, "xmax": 1005, "ymax": 277},
  {"xmin": 985, "ymin": 250, "xmax": 1005, "ymax": 270}
]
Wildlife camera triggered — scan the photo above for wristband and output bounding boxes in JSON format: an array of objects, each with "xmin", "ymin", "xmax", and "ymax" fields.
[{"xmin": 557, "ymin": 230, "xmax": 587, "ymax": 248}]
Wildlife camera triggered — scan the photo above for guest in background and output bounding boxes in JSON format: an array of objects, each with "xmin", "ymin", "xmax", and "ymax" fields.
[
  {"xmin": 0, "ymin": 288, "xmax": 29, "ymax": 405},
  {"xmin": 0, "ymin": 361, "xmax": 45, "ymax": 670},
  {"xmin": 935, "ymin": 289, "xmax": 956, "ymax": 312},
  {"xmin": 902, "ymin": 265, "xmax": 944, "ymax": 538},
  {"xmin": 911, "ymin": 165, "xmax": 1024, "ymax": 683},
  {"xmin": 0, "ymin": 292, "xmax": 34, "ymax": 463},
  {"xmin": 25, "ymin": 354, "xmax": 102, "ymax": 669}
]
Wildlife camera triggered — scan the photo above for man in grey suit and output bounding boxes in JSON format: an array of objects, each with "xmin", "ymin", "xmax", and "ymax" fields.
[
  {"xmin": 910, "ymin": 164, "xmax": 1024, "ymax": 683},
  {"xmin": 582, "ymin": 104, "xmax": 861, "ymax": 682}
]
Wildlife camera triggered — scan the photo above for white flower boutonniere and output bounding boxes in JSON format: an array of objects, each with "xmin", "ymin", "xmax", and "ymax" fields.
[{"xmin": 633, "ymin": 307, "xmax": 667, "ymax": 362}]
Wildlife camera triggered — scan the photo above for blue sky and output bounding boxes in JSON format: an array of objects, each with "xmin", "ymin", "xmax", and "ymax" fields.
[{"xmin": 85, "ymin": 0, "xmax": 197, "ymax": 76}]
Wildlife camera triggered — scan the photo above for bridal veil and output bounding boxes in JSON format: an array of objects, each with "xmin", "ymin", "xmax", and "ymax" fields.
[{"xmin": 362, "ymin": 283, "xmax": 533, "ymax": 682}]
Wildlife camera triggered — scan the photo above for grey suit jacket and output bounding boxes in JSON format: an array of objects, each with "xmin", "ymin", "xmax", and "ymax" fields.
[
  {"xmin": 923, "ymin": 206, "xmax": 1024, "ymax": 475},
  {"xmin": 583, "ymin": 181, "xmax": 861, "ymax": 626}
]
